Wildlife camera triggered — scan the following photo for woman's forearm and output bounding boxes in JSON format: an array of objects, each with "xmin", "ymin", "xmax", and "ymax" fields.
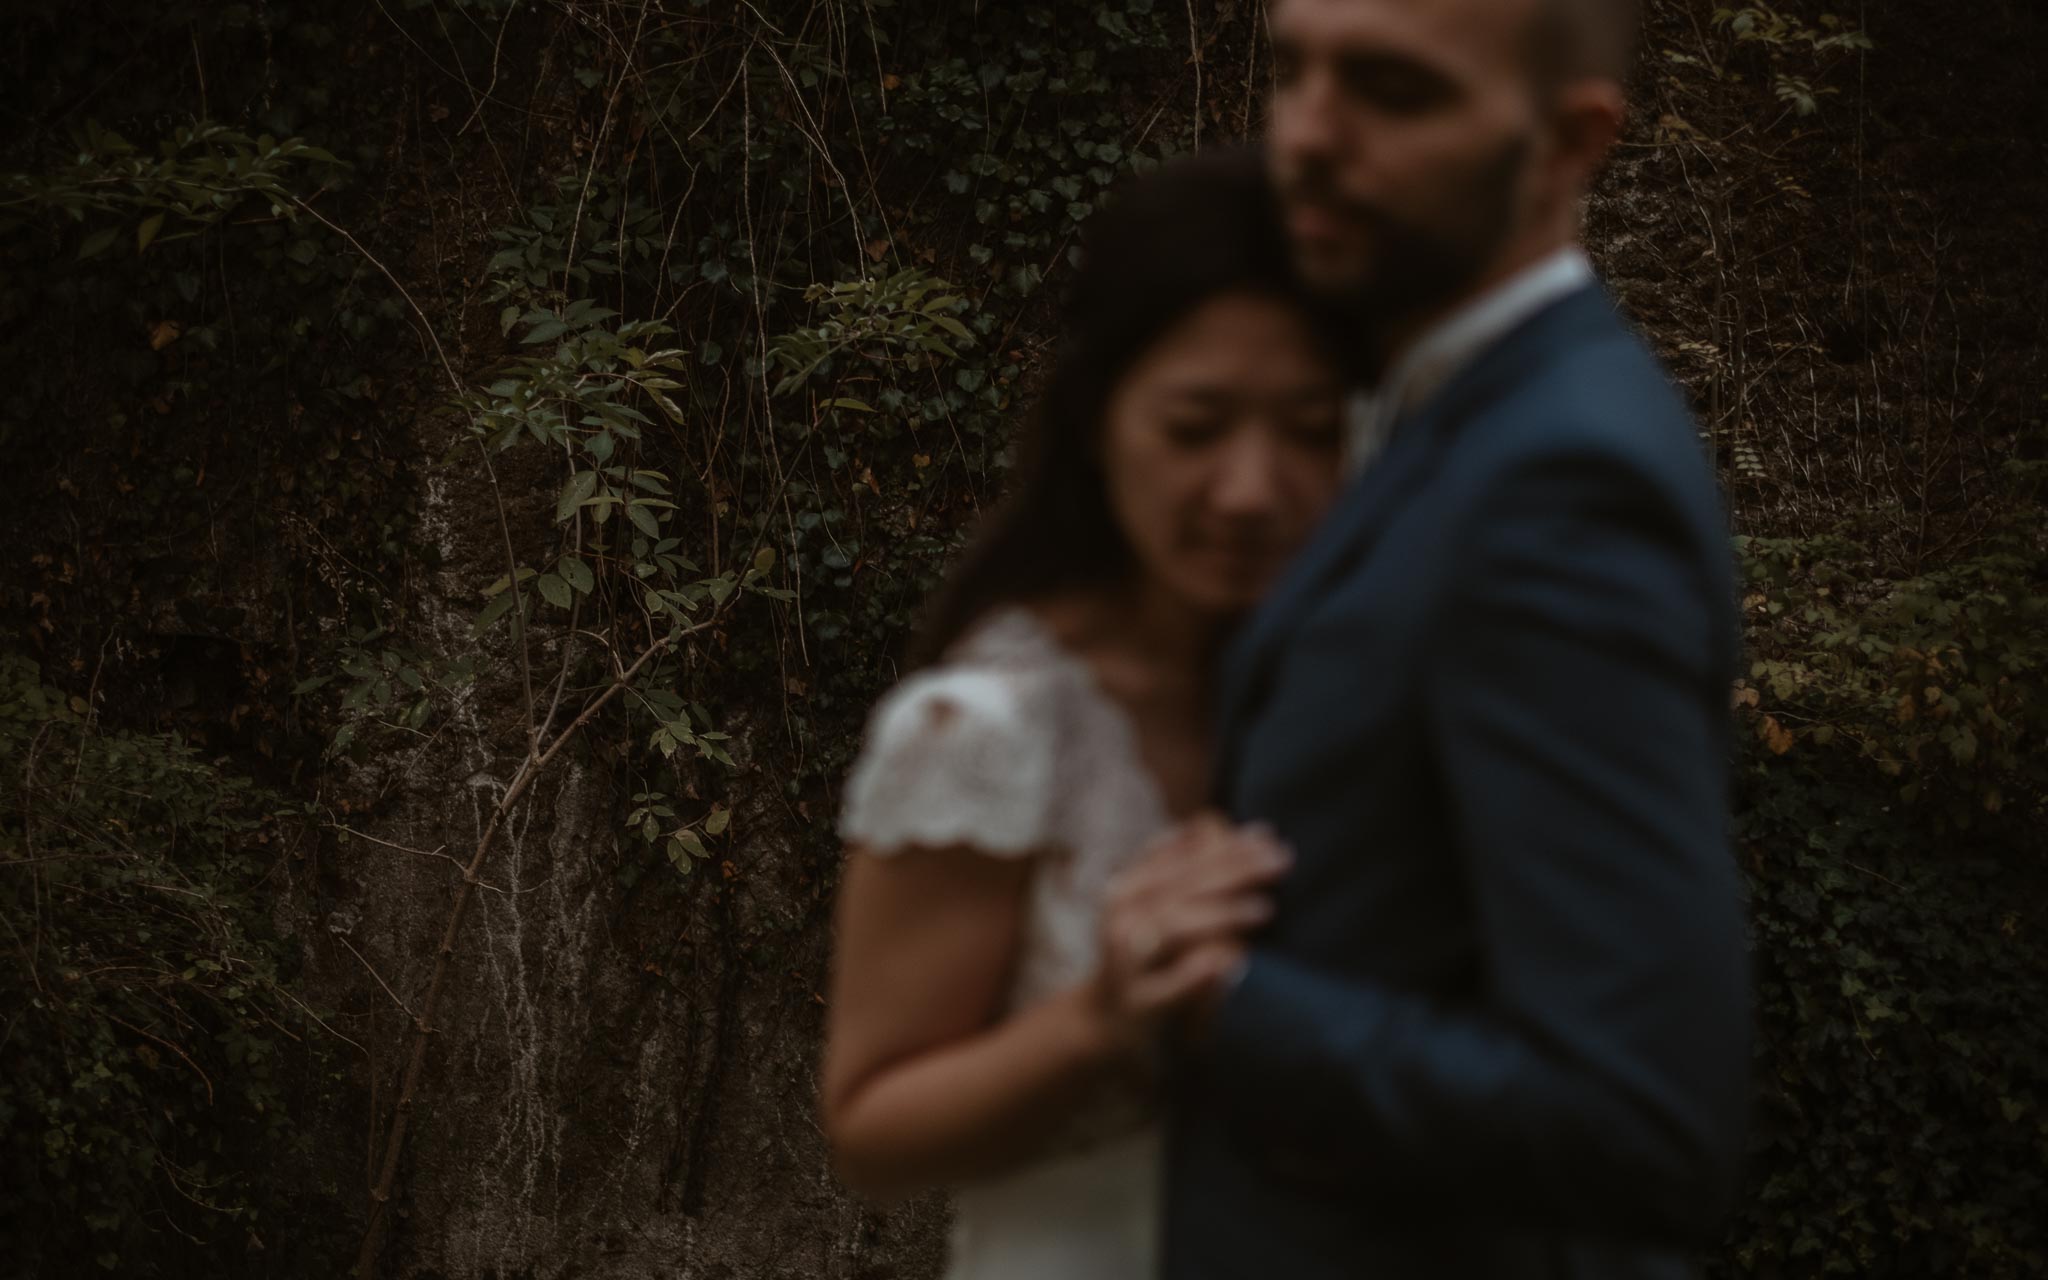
[{"xmin": 825, "ymin": 982, "xmax": 1137, "ymax": 1201}]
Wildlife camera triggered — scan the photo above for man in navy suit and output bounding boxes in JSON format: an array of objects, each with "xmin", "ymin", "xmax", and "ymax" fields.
[{"xmin": 1128, "ymin": 0, "xmax": 1753, "ymax": 1274}]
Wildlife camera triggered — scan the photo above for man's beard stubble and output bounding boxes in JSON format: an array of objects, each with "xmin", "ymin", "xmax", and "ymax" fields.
[{"xmin": 1276, "ymin": 134, "xmax": 1532, "ymax": 369}]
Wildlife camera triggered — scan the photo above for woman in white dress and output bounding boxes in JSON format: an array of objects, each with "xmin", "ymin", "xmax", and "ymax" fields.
[{"xmin": 820, "ymin": 151, "xmax": 1353, "ymax": 1279}]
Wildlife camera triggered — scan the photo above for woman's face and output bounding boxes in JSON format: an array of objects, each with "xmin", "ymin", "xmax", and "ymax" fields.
[{"xmin": 1101, "ymin": 292, "xmax": 1348, "ymax": 616}]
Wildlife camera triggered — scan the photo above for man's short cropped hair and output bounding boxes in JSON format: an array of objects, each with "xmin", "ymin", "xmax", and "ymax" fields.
[{"xmin": 1529, "ymin": 0, "xmax": 1641, "ymax": 88}]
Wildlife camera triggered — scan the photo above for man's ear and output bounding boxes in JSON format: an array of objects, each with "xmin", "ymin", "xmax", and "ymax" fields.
[{"xmin": 1550, "ymin": 78, "xmax": 1627, "ymax": 189}]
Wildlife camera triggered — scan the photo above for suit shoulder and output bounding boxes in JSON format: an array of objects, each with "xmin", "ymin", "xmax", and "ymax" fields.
[
  {"xmin": 1494, "ymin": 325, "xmax": 1697, "ymax": 453},
  {"xmin": 1455, "ymin": 326, "xmax": 1721, "ymax": 516}
]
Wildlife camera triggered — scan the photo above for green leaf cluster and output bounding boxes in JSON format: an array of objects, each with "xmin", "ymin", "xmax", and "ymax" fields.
[
  {"xmin": 0, "ymin": 651, "xmax": 335, "ymax": 1275},
  {"xmin": 1720, "ymin": 524, "xmax": 2048, "ymax": 1276}
]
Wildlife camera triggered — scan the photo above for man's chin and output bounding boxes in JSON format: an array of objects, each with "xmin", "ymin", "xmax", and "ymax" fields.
[{"xmin": 1291, "ymin": 245, "xmax": 1377, "ymax": 303}]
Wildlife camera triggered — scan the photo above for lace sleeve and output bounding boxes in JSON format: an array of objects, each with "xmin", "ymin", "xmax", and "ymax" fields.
[{"xmin": 838, "ymin": 668, "xmax": 1056, "ymax": 858}]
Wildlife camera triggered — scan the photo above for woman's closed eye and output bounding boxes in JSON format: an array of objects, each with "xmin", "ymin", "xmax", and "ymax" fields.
[
  {"xmin": 1287, "ymin": 415, "xmax": 1346, "ymax": 452},
  {"xmin": 1161, "ymin": 416, "xmax": 1230, "ymax": 449}
]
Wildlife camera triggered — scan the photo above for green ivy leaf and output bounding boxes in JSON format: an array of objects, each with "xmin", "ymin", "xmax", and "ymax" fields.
[
  {"xmin": 535, "ymin": 573, "xmax": 573, "ymax": 609},
  {"xmin": 671, "ymin": 828, "xmax": 708, "ymax": 859},
  {"xmin": 556, "ymin": 470, "xmax": 599, "ymax": 523},
  {"xmin": 474, "ymin": 591, "xmax": 516, "ymax": 633},
  {"xmin": 77, "ymin": 227, "xmax": 119, "ymax": 261},
  {"xmin": 559, "ymin": 555, "xmax": 595, "ymax": 594}
]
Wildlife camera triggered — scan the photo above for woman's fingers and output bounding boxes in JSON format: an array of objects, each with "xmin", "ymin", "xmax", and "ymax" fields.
[
  {"xmin": 1112, "ymin": 821, "xmax": 1291, "ymax": 905},
  {"xmin": 1126, "ymin": 939, "xmax": 1245, "ymax": 1015},
  {"xmin": 1089, "ymin": 818, "xmax": 1292, "ymax": 1041},
  {"xmin": 1151, "ymin": 892, "xmax": 1274, "ymax": 953}
]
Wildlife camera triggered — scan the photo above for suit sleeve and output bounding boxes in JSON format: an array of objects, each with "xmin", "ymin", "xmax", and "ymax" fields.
[{"xmin": 1204, "ymin": 451, "xmax": 1751, "ymax": 1242}]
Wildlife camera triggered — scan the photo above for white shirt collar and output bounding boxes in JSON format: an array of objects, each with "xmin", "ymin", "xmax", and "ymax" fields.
[{"xmin": 1348, "ymin": 247, "xmax": 1596, "ymax": 471}]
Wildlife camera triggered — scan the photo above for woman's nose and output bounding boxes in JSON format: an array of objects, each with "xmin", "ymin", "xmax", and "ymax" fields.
[{"xmin": 1210, "ymin": 434, "xmax": 1285, "ymax": 520}]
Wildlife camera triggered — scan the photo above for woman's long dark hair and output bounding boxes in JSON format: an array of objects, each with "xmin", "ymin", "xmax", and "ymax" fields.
[{"xmin": 908, "ymin": 147, "xmax": 1350, "ymax": 668}]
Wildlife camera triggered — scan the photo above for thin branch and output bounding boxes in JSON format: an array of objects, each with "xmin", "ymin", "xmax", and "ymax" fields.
[
  {"xmin": 335, "ymin": 933, "xmax": 423, "ymax": 1026},
  {"xmin": 478, "ymin": 441, "xmax": 541, "ymax": 758},
  {"xmin": 329, "ymin": 824, "xmax": 509, "ymax": 893},
  {"xmin": 106, "ymin": 1013, "xmax": 215, "ymax": 1107},
  {"xmin": 265, "ymin": 980, "xmax": 371, "ymax": 1058},
  {"xmin": 285, "ymin": 196, "xmax": 462, "ymax": 391}
]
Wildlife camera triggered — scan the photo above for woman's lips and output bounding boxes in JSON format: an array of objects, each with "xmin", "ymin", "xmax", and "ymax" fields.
[{"xmin": 1198, "ymin": 542, "xmax": 1285, "ymax": 584}]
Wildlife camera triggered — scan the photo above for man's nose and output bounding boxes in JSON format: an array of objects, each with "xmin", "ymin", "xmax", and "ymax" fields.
[{"xmin": 1271, "ymin": 69, "xmax": 1341, "ymax": 166}]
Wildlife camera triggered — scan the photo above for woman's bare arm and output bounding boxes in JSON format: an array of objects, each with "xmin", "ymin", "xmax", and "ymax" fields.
[
  {"xmin": 820, "ymin": 844, "xmax": 1132, "ymax": 1201},
  {"xmin": 820, "ymin": 821, "xmax": 1288, "ymax": 1202}
]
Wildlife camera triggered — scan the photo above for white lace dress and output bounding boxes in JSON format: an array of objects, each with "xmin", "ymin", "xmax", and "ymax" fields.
[{"xmin": 838, "ymin": 608, "xmax": 1172, "ymax": 1280}]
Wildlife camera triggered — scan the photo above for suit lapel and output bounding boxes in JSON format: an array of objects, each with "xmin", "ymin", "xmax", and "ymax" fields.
[
  {"xmin": 1213, "ymin": 285, "xmax": 1615, "ymax": 787},
  {"xmin": 1212, "ymin": 405, "xmax": 1446, "ymax": 782}
]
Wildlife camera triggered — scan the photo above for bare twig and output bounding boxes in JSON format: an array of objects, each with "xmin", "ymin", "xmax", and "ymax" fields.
[
  {"xmin": 477, "ymin": 441, "xmax": 542, "ymax": 758},
  {"xmin": 565, "ymin": 0, "xmax": 651, "ymax": 281},
  {"xmin": 265, "ymin": 980, "xmax": 371, "ymax": 1058},
  {"xmin": 107, "ymin": 1012, "xmax": 215, "ymax": 1107},
  {"xmin": 336, "ymin": 934, "xmax": 424, "ymax": 1026},
  {"xmin": 329, "ymin": 824, "xmax": 509, "ymax": 893}
]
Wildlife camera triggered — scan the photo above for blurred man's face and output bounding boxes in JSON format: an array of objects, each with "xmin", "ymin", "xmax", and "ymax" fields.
[{"xmin": 1267, "ymin": 0, "xmax": 1551, "ymax": 320}]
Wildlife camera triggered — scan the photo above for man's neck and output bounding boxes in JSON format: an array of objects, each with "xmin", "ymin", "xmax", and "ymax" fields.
[{"xmin": 1373, "ymin": 227, "xmax": 1580, "ymax": 377}]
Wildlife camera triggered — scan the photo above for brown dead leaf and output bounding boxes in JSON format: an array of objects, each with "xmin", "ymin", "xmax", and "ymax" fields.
[
  {"xmin": 148, "ymin": 320, "xmax": 180, "ymax": 351},
  {"xmin": 1731, "ymin": 683, "xmax": 1761, "ymax": 710},
  {"xmin": 864, "ymin": 237, "xmax": 889, "ymax": 263},
  {"xmin": 1759, "ymin": 715, "xmax": 1795, "ymax": 756},
  {"xmin": 882, "ymin": 73, "xmax": 902, "ymax": 91}
]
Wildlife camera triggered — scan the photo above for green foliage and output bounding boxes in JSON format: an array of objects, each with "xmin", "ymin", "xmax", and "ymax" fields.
[
  {"xmin": 1734, "ymin": 531, "xmax": 2046, "ymax": 829},
  {"xmin": 1708, "ymin": 4, "xmax": 1873, "ymax": 115},
  {"xmin": 1729, "ymin": 758, "xmax": 2048, "ymax": 1277},
  {"xmin": 1720, "ymin": 524, "xmax": 2048, "ymax": 1277},
  {"xmin": 427, "ymin": 0, "xmax": 1195, "ymax": 836},
  {"xmin": 623, "ymin": 789, "xmax": 731, "ymax": 880},
  {"xmin": 1662, "ymin": 4, "xmax": 1875, "ymax": 122},
  {"xmin": 0, "ymin": 121, "xmax": 344, "ymax": 256},
  {"xmin": 0, "ymin": 652, "xmax": 331, "ymax": 1276},
  {"xmin": 290, "ymin": 628, "xmax": 477, "ymax": 756},
  {"xmin": 766, "ymin": 269, "xmax": 979, "ymax": 400}
]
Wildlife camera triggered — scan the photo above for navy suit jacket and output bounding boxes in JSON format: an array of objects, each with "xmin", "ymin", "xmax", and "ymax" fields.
[{"xmin": 1164, "ymin": 285, "xmax": 1752, "ymax": 1279}]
